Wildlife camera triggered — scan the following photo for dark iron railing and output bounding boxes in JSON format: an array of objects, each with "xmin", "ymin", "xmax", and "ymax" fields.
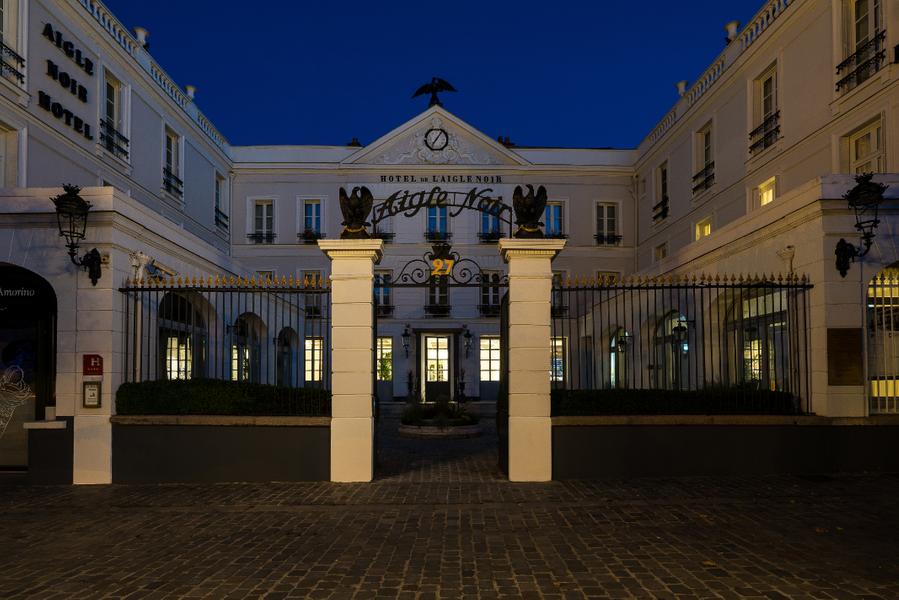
[
  {"xmin": 0, "ymin": 40, "xmax": 25, "ymax": 84},
  {"xmin": 247, "ymin": 232, "xmax": 276, "ymax": 244},
  {"xmin": 478, "ymin": 230, "xmax": 503, "ymax": 243},
  {"xmin": 163, "ymin": 167, "xmax": 184, "ymax": 198},
  {"xmin": 424, "ymin": 303, "xmax": 451, "ymax": 317},
  {"xmin": 550, "ymin": 273, "xmax": 812, "ymax": 415},
  {"xmin": 298, "ymin": 229, "xmax": 325, "ymax": 244},
  {"xmin": 478, "ymin": 304, "xmax": 501, "ymax": 318},
  {"xmin": 836, "ymin": 30, "xmax": 886, "ymax": 92},
  {"xmin": 215, "ymin": 208, "xmax": 229, "ymax": 230},
  {"xmin": 692, "ymin": 162, "xmax": 715, "ymax": 194},
  {"xmin": 100, "ymin": 119, "xmax": 130, "ymax": 160},
  {"xmin": 594, "ymin": 233, "xmax": 622, "ymax": 246},
  {"xmin": 424, "ymin": 230, "xmax": 452, "ymax": 242},
  {"xmin": 376, "ymin": 304, "xmax": 395, "ymax": 318},
  {"xmin": 866, "ymin": 271, "xmax": 899, "ymax": 415},
  {"xmin": 119, "ymin": 276, "xmax": 332, "ymax": 408},
  {"xmin": 545, "ymin": 231, "xmax": 569, "ymax": 239},
  {"xmin": 749, "ymin": 111, "xmax": 780, "ymax": 154},
  {"xmin": 652, "ymin": 196, "xmax": 669, "ymax": 222},
  {"xmin": 371, "ymin": 231, "xmax": 395, "ymax": 243}
]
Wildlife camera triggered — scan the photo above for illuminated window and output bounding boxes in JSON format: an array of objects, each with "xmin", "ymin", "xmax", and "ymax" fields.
[
  {"xmin": 230, "ymin": 314, "xmax": 262, "ymax": 383},
  {"xmin": 304, "ymin": 337, "xmax": 323, "ymax": 382},
  {"xmin": 694, "ymin": 217, "xmax": 712, "ymax": 241},
  {"xmin": 425, "ymin": 336, "xmax": 449, "ymax": 382},
  {"xmin": 159, "ymin": 293, "xmax": 206, "ymax": 381},
  {"xmin": 654, "ymin": 242, "xmax": 668, "ymax": 263},
  {"xmin": 376, "ymin": 337, "xmax": 393, "ymax": 381},
  {"xmin": 849, "ymin": 120, "xmax": 884, "ymax": 174},
  {"xmin": 551, "ymin": 337, "xmax": 567, "ymax": 382},
  {"xmin": 759, "ymin": 177, "xmax": 776, "ymax": 207},
  {"xmin": 480, "ymin": 336, "xmax": 501, "ymax": 382}
]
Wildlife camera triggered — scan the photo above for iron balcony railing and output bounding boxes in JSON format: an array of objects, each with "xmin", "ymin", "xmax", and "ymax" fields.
[
  {"xmin": 100, "ymin": 119, "xmax": 130, "ymax": 160},
  {"xmin": 478, "ymin": 304, "xmax": 502, "ymax": 318},
  {"xmin": 163, "ymin": 167, "xmax": 184, "ymax": 198},
  {"xmin": 594, "ymin": 233, "xmax": 622, "ymax": 246},
  {"xmin": 478, "ymin": 230, "xmax": 502, "ymax": 243},
  {"xmin": 836, "ymin": 30, "xmax": 886, "ymax": 93},
  {"xmin": 215, "ymin": 208, "xmax": 229, "ymax": 230},
  {"xmin": 298, "ymin": 229, "xmax": 325, "ymax": 244},
  {"xmin": 545, "ymin": 231, "xmax": 569, "ymax": 239},
  {"xmin": 247, "ymin": 232, "xmax": 276, "ymax": 244},
  {"xmin": 376, "ymin": 304, "xmax": 395, "ymax": 318},
  {"xmin": 749, "ymin": 111, "xmax": 780, "ymax": 154},
  {"xmin": 692, "ymin": 162, "xmax": 715, "ymax": 194},
  {"xmin": 424, "ymin": 230, "xmax": 452, "ymax": 242},
  {"xmin": 424, "ymin": 304, "xmax": 451, "ymax": 317},
  {"xmin": 0, "ymin": 40, "xmax": 25, "ymax": 84},
  {"xmin": 371, "ymin": 231, "xmax": 395, "ymax": 243},
  {"xmin": 652, "ymin": 196, "xmax": 669, "ymax": 222}
]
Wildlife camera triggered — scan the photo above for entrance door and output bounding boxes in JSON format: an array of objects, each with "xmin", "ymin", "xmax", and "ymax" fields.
[{"xmin": 423, "ymin": 334, "xmax": 451, "ymax": 401}]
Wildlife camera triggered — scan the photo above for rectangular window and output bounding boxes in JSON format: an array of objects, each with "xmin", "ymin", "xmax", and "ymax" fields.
[
  {"xmin": 304, "ymin": 337, "xmax": 323, "ymax": 382},
  {"xmin": 480, "ymin": 271, "xmax": 502, "ymax": 306},
  {"xmin": 551, "ymin": 271, "xmax": 566, "ymax": 315},
  {"xmin": 849, "ymin": 120, "xmax": 884, "ymax": 173},
  {"xmin": 215, "ymin": 173, "xmax": 228, "ymax": 230},
  {"xmin": 750, "ymin": 65, "xmax": 779, "ymax": 154},
  {"xmin": 692, "ymin": 124, "xmax": 715, "ymax": 195},
  {"xmin": 102, "ymin": 70, "xmax": 129, "ymax": 160},
  {"xmin": 838, "ymin": 0, "xmax": 885, "ymax": 92},
  {"xmin": 0, "ymin": 1, "xmax": 23, "ymax": 85},
  {"xmin": 376, "ymin": 337, "xmax": 393, "ymax": 381},
  {"xmin": 551, "ymin": 337, "xmax": 567, "ymax": 383},
  {"xmin": 544, "ymin": 202, "xmax": 564, "ymax": 237},
  {"xmin": 301, "ymin": 270, "xmax": 323, "ymax": 317},
  {"xmin": 253, "ymin": 200, "xmax": 274, "ymax": 242},
  {"xmin": 303, "ymin": 199, "xmax": 321, "ymax": 233},
  {"xmin": 694, "ymin": 217, "xmax": 712, "ymax": 241},
  {"xmin": 758, "ymin": 177, "xmax": 776, "ymax": 207},
  {"xmin": 595, "ymin": 203, "xmax": 619, "ymax": 245},
  {"xmin": 480, "ymin": 211, "xmax": 501, "ymax": 241},
  {"xmin": 163, "ymin": 127, "xmax": 183, "ymax": 197},
  {"xmin": 375, "ymin": 270, "xmax": 392, "ymax": 307},
  {"xmin": 256, "ymin": 270, "xmax": 274, "ymax": 281},
  {"xmin": 654, "ymin": 242, "xmax": 668, "ymax": 263},
  {"xmin": 165, "ymin": 334, "xmax": 192, "ymax": 380},
  {"xmin": 653, "ymin": 163, "xmax": 669, "ymax": 222},
  {"xmin": 428, "ymin": 277, "xmax": 449, "ymax": 306},
  {"xmin": 427, "ymin": 205, "xmax": 448, "ymax": 234},
  {"xmin": 479, "ymin": 336, "xmax": 501, "ymax": 382}
]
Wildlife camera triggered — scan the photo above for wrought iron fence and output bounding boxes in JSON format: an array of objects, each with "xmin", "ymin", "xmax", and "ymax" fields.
[
  {"xmin": 120, "ymin": 274, "xmax": 331, "ymax": 397},
  {"xmin": 867, "ymin": 271, "xmax": 899, "ymax": 414},
  {"xmin": 550, "ymin": 273, "xmax": 812, "ymax": 415}
]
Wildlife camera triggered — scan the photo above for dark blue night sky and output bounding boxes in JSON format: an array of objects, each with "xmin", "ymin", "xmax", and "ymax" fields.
[{"xmin": 103, "ymin": 1, "xmax": 765, "ymax": 149}]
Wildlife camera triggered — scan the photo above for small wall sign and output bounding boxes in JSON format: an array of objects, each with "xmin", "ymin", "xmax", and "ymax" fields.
[
  {"xmin": 83, "ymin": 354, "xmax": 103, "ymax": 376},
  {"xmin": 83, "ymin": 381, "xmax": 101, "ymax": 408}
]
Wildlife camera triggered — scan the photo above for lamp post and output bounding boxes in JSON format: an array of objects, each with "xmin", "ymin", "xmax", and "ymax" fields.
[
  {"xmin": 462, "ymin": 326, "xmax": 473, "ymax": 358},
  {"xmin": 401, "ymin": 324, "xmax": 411, "ymax": 358},
  {"xmin": 51, "ymin": 185, "xmax": 102, "ymax": 285},
  {"xmin": 835, "ymin": 173, "xmax": 889, "ymax": 278}
]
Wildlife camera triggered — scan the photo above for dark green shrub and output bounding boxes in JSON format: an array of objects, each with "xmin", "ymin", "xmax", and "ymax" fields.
[
  {"xmin": 116, "ymin": 379, "xmax": 331, "ymax": 416},
  {"xmin": 551, "ymin": 387, "xmax": 799, "ymax": 416},
  {"xmin": 401, "ymin": 399, "xmax": 479, "ymax": 428}
]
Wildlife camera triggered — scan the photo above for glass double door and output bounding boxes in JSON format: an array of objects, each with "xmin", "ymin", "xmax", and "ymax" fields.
[{"xmin": 422, "ymin": 334, "xmax": 452, "ymax": 402}]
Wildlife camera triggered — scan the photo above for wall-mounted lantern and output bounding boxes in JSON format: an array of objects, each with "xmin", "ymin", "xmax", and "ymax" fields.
[
  {"xmin": 462, "ymin": 326, "xmax": 473, "ymax": 358},
  {"xmin": 401, "ymin": 324, "xmax": 411, "ymax": 358},
  {"xmin": 51, "ymin": 185, "xmax": 102, "ymax": 286},
  {"xmin": 835, "ymin": 173, "xmax": 889, "ymax": 278}
]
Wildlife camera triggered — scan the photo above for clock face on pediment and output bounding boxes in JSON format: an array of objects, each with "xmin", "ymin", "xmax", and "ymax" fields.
[{"xmin": 371, "ymin": 116, "xmax": 508, "ymax": 166}]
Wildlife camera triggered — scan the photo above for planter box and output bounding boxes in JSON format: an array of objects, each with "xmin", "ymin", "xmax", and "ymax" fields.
[
  {"xmin": 552, "ymin": 415, "xmax": 899, "ymax": 479},
  {"xmin": 112, "ymin": 416, "xmax": 330, "ymax": 483}
]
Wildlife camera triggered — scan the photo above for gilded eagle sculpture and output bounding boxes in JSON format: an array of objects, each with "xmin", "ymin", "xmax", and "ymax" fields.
[
  {"xmin": 512, "ymin": 184, "xmax": 547, "ymax": 238},
  {"xmin": 338, "ymin": 186, "xmax": 374, "ymax": 239},
  {"xmin": 412, "ymin": 77, "xmax": 457, "ymax": 108}
]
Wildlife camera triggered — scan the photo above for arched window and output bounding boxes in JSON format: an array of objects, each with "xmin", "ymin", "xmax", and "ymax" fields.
[
  {"xmin": 276, "ymin": 327, "xmax": 299, "ymax": 387},
  {"xmin": 231, "ymin": 313, "xmax": 264, "ymax": 383},
  {"xmin": 726, "ymin": 289, "xmax": 789, "ymax": 391},
  {"xmin": 654, "ymin": 312, "xmax": 689, "ymax": 390},
  {"xmin": 158, "ymin": 293, "xmax": 206, "ymax": 380},
  {"xmin": 609, "ymin": 328, "xmax": 631, "ymax": 389}
]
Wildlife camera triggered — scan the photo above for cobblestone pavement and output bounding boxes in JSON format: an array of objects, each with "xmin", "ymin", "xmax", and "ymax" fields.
[{"xmin": 0, "ymin": 418, "xmax": 898, "ymax": 599}]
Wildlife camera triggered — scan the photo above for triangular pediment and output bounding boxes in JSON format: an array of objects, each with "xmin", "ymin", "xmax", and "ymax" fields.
[{"xmin": 342, "ymin": 107, "xmax": 529, "ymax": 167}]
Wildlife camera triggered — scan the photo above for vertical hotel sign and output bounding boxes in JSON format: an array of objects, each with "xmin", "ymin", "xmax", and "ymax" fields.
[{"xmin": 36, "ymin": 23, "xmax": 94, "ymax": 141}]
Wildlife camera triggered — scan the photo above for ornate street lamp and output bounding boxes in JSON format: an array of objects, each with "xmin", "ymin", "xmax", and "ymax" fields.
[
  {"xmin": 51, "ymin": 185, "xmax": 102, "ymax": 285},
  {"xmin": 401, "ymin": 324, "xmax": 411, "ymax": 358},
  {"xmin": 835, "ymin": 173, "xmax": 889, "ymax": 278},
  {"xmin": 462, "ymin": 326, "xmax": 473, "ymax": 358}
]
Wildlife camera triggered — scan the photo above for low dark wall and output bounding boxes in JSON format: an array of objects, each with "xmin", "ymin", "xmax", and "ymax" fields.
[
  {"xmin": 27, "ymin": 416, "xmax": 73, "ymax": 485},
  {"xmin": 553, "ymin": 420, "xmax": 899, "ymax": 479},
  {"xmin": 113, "ymin": 419, "xmax": 330, "ymax": 483}
]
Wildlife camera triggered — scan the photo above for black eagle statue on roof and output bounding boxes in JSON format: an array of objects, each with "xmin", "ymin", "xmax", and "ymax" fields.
[
  {"xmin": 338, "ymin": 186, "xmax": 374, "ymax": 239},
  {"xmin": 512, "ymin": 185, "xmax": 548, "ymax": 239},
  {"xmin": 412, "ymin": 77, "xmax": 457, "ymax": 107}
]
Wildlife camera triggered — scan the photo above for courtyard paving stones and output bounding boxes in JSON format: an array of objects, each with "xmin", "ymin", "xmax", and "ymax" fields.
[{"xmin": 0, "ymin": 417, "xmax": 897, "ymax": 599}]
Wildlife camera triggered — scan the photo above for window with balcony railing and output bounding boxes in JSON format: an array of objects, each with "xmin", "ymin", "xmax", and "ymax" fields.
[
  {"xmin": 691, "ymin": 162, "xmax": 715, "ymax": 195},
  {"xmin": 749, "ymin": 111, "xmax": 780, "ymax": 154},
  {"xmin": 0, "ymin": 40, "xmax": 24, "ymax": 85},
  {"xmin": 163, "ymin": 167, "xmax": 183, "ymax": 198},
  {"xmin": 836, "ymin": 29, "xmax": 886, "ymax": 92},
  {"xmin": 100, "ymin": 119, "xmax": 129, "ymax": 160},
  {"xmin": 653, "ymin": 163, "xmax": 669, "ymax": 223}
]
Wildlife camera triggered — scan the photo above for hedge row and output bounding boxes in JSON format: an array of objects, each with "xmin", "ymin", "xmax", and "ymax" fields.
[
  {"xmin": 116, "ymin": 379, "xmax": 331, "ymax": 416},
  {"xmin": 551, "ymin": 388, "xmax": 800, "ymax": 416}
]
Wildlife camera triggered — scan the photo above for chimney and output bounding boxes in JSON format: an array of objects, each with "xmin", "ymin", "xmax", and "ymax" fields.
[
  {"xmin": 132, "ymin": 26, "xmax": 150, "ymax": 48},
  {"xmin": 725, "ymin": 20, "xmax": 740, "ymax": 44},
  {"xmin": 676, "ymin": 80, "xmax": 688, "ymax": 97},
  {"xmin": 184, "ymin": 85, "xmax": 196, "ymax": 101}
]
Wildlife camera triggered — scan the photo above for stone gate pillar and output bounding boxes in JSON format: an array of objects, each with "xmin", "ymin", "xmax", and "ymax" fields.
[
  {"xmin": 318, "ymin": 239, "xmax": 383, "ymax": 482},
  {"xmin": 499, "ymin": 238, "xmax": 566, "ymax": 481}
]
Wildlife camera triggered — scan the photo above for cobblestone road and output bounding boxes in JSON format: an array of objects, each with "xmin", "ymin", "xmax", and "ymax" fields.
[{"xmin": 1, "ymin": 418, "xmax": 897, "ymax": 599}]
